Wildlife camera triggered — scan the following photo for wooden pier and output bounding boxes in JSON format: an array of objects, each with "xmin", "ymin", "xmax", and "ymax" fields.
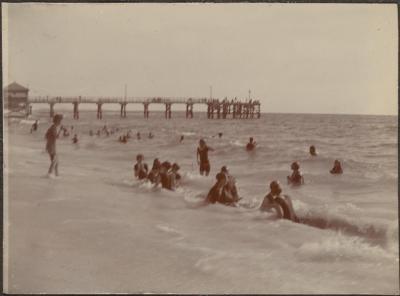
[{"xmin": 26, "ymin": 96, "xmax": 261, "ymax": 119}]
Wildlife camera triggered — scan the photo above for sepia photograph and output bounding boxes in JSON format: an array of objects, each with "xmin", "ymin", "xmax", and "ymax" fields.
[{"xmin": 2, "ymin": 2, "xmax": 398, "ymax": 294}]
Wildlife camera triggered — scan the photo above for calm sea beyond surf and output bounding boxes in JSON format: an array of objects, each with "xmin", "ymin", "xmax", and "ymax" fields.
[{"xmin": 4, "ymin": 110, "xmax": 398, "ymax": 294}]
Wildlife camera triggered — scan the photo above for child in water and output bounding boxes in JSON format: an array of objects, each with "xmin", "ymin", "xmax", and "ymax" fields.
[
  {"xmin": 260, "ymin": 180, "xmax": 299, "ymax": 222},
  {"xmin": 330, "ymin": 159, "xmax": 343, "ymax": 174},
  {"xmin": 134, "ymin": 154, "xmax": 148, "ymax": 180},
  {"xmin": 45, "ymin": 114, "xmax": 64, "ymax": 177},
  {"xmin": 287, "ymin": 161, "xmax": 304, "ymax": 186}
]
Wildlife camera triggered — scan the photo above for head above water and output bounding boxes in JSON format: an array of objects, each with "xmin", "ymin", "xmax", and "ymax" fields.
[
  {"xmin": 334, "ymin": 159, "xmax": 341, "ymax": 166},
  {"xmin": 216, "ymin": 172, "xmax": 227, "ymax": 182},
  {"xmin": 199, "ymin": 139, "xmax": 206, "ymax": 146},
  {"xmin": 310, "ymin": 145, "xmax": 316, "ymax": 153},
  {"xmin": 53, "ymin": 114, "xmax": 63, "ymax": 125},
  {"xmin": 249, "ymin": 137, "xmax": 253, "ymax": 143},
  {"xmin": 269, "ymin": 180, "xmax": 282, "ymax": 195},
  {"xmin": 172, "ymin": 163, "xmax": 180, "ymax": 171},
  {"xmin": 136, "ymin": 154, "xmax": 144, "ymax": 161},
  {"xmin": 161, "ymin": 161, "xmax": 172, "ymax": 171},
  {"xmin": 220, "ymin": 166, "xmax": 228, "ymax": 173},
  {"xmin": 291, "ymin": 161, "xmax": 300, "ymax": 170}
]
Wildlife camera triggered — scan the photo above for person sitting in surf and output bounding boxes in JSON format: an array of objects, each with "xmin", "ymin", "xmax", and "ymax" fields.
[
  {"xmin": 287, "ymin": 161, "xmax": 304, "ymax": 186},
  {"xmin": 134, "ymin": 154, "xmax": 148, "ymax": 180},
  {"xmin": 309, "ymin": 145, "xmax": 317, "ymax": 156},
  {"xmin": 246, "ymin": 137, "xmax": 256, "ymax": 151},
  {"xmin": 159, "ymin": 161, "xmax": 173, "ymax": 190},
  {"xmin": 197, "ymin": 139, "xmax": 214, "ymax": 176},
  {"xmin": 147, "ymin": 158, "xmax": 161, "ymax": 184},
  {"xmin": 220, "ymin": 166, "xmax": 240, "ymax": 202},
  {"xmin": 330, "ymin": 159, "xmax": 343, "ymax": 174},
  {"xmin": 205, "ymin": 173, "xmax": 237, "ymax": 206},
  {"xmin": 260, "ymin": 180, "xmax": 299, "ymax": 222}
]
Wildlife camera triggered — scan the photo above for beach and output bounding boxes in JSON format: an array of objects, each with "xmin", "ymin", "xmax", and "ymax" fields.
[{"xmin": 3, "ymin": 111, "xmax": 399, "ymax": 294}]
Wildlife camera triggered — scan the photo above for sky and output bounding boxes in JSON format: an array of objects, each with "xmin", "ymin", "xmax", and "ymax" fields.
[{"xmin": 2, "ymin": 3, "xmax": 398, "ymax": 115}]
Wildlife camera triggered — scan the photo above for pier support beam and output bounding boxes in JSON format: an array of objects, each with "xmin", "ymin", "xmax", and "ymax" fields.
[
  {"xmin": 97, "ymin": 102, "xmax": 103, "ymax": 119},
  {"xmin": 120, "ymin": 103, "xmax": 127, "ymax": 118},
  {"xmin": 49, "ymin": 102, "xmax": 55, "ymax": 118},
  {"xmin": 143, "ymin": 103, "xmax": 150, "ymax": 118},
  {"xmin": 165, "ymin": 103, "xmax": 172, "ymax": 119},
  {"xmin": 186, "ymin": 103, "xmax": 193, "ymax": 119},
  {"xmin": 73, "ymin": 102, "xmax": 79, "ymax": 119}
]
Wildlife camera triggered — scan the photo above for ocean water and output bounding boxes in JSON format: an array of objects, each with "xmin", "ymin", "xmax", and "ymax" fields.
[{"xmin": 4, "ymin": 110, "xmax": 399, "ymax": 294}]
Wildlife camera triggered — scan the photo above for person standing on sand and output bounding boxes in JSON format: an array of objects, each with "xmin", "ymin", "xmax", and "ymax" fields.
[
  {"xmin": 45, "ymin": 114, "xmax": 63, "ymax": 177},
  {"xmin": 196, "ymin": 139, "xmax": 214, "ymax": 176}
]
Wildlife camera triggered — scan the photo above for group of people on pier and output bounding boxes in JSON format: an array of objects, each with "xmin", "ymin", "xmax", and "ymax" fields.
[
  {"xmin": 207, "ymin": 98, "xmax": 261, "ymax": 119},
  {"xmin": 44, "ymin": 114, "xmax": 344, "ymax": 223}
]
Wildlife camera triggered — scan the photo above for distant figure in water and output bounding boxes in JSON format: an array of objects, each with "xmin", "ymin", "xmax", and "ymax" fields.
[
  {"xmin": 134, "ymin": 154, "xmax": 148, "ymax": 180},
  {"xmin": 72, "ymin": 134, "xmax": 78, "ymax": 144},
  {"xmin": 89, "ymin": 130, "xmax": 94, "ymax": 136},
  {"xmin": 246, "ymin": 137, "xmax": 257, "ymax": 151},
  {"xmin": 137, "ymin": 132, "xmax": 141, "ymax": 140},
  {"xmin": 260, "ymin": 180, "xmax": 299, "ymax": 222},
  {"xmin": 119, "ymin": 135, "xmax": 127, "ymax": 143},
  {"xmin": 148, "ymin": 132, "xmax": 154, "ymax": 139},
  {"xmin": 96, "ymin": 130, "xmax": 101, "ymax": 136},
  {"xmin": 45, "ymin": 114, "xmax": 63, "ymax": 177},
  {"xmin": 205, "ymin": 172, "xmax": 237, "ymax": 206},
  {"xmin": 127, "ymin": 130, "xmax": 132, "ymax": 139},
  {"xmin": 309, "ymin": 145, "xmax": 317, "ymax": 156},
  {"xmin": 197, "ymin": 139, "xmax": 214, "ymax": 176},
  {"xmin": 330, "ymin": 159, "xmax": 343, "ymax": 174},
  {"xmin": 147, "ymin": 158, "xmax": 161, "ymax": 184},
  {"xmin": 30, "ymin": 120, "xmax": 38, "ymax": 133},
  {"xmin": 218, "ymin": 132, "xmax": 223, "ymax": 138},
  {"xmin": 287, "ymin": 161, "xmax": 304, "ymax": 186},
  {"xmin": 180, "ymin": 135, "xmax": 184, "ymax": 143},
  {"xmin": 220, "ymin": 166, "xmax": 240, "ymax": 202}
]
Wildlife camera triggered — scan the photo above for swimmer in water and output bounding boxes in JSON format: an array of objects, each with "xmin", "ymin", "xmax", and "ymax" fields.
[
  {"xmin": 287, "ymin": 161, "xmax": 304, "ymax": 186},
  {"xmin": 137, "ymin": 132, "xmax": 141, "ymax": 140},
  {"xmin": 260, "ymin": 180, "xmax": 299, "ymax": 222},
  {"xmin": 218, "ymin": 132, "xmax": 223, "ymax": 138},
  {"xmin": 45, "ymin": 114, "xmax": 64, "ymax": 177},
  {"xmin": 205, "ymin": 172, "xmax": 237, "ymax": 206},
  {"xmin": 148, "ymin": 132, "xmax": 154, "ymax": 139},
  {"xmin": 180, "ymin": 135, "xmax": 184, "ymax": 143},
  {"xmin": 72, "ymin": 134, "xmax": 78, "ymax": 144},
  {"xmin": 330, "ymin": 159, "xmax": 343, "ymax": 174},
  {"xmin": 197, "ymin": 139, "xmax": 214, "ymax": 176},
  {"xmin": 309, "ymin": 145, "xmax": 317, "ymax": 156},
  {"xmin": 134, "ymin": 154, "xmax": 148, "ymax": 180},
  {"xmin": 246, "ymin": 137, "xmax": 257, "ymax": 151},
  {"xmin": 147, "ymin": 158, "xmax": 161, "ymax": 184}
]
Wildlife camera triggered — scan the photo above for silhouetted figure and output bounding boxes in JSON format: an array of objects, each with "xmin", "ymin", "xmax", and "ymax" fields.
[
  {"xmin": 330, "ymin": 159, "xmax": 343, "ymax": 174},
  {"xmin": 134, "ymin": 154, "xmax": 148, "ymax": 180},
  {"xmin": 260, "ymin": 180, "xmax": 299, "ymax": 222},
  {"xmin": 30, "ymin": 120, "xmax": 38, "ymax": 133},
  {"xmin": 287, "ymin": 161, "xmax": 304, "ymax": 186},
  {"xmin": 246, "ymin": 137, "xmax": 256, "ymax": 151},
  {"xmin": 309, "ymin": 145, "xmax": 317, "ymax": 156},
  {"xmin": 197, "ymin": 139, "xmax": 214, "ymax": 176},
  {"xmin": 45, "ymin": 114, "xmax": 63, "ymax": 177}
]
